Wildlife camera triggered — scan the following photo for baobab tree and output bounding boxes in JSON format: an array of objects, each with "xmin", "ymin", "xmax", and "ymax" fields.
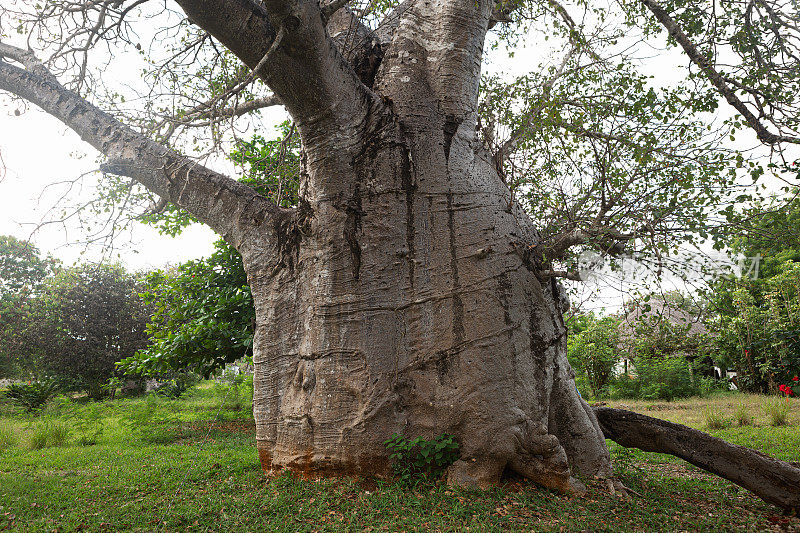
[{"xmin": 1, "ymin": 0, "xmax": 799, "ymax": 503}]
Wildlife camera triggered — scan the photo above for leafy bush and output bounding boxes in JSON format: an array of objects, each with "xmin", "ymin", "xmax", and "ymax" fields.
[
  {"xmin": 5, "ymin": 381, "xmax": 59, "ymax": 411},
  {"xmin": 699, "ymin": 376, "xmax": 727, "ymax": 397},
  {"xmin": 567, "ymin": 314, "xmax": 621, "ymax": 399},
  {"xmin": 29, "ymin": 419, "xmax": 70, "ymax": 449},
  {"xmin": 764, "ymin": 398, "xmax": 791, "ymax": 426},
  {"xmin": 214, "ymin": 372, "xmax": 253, "ymax": 412},
  {"xmin": 155, "ymin": 373, "xmax": 199, "ymax": 399},
  {"xmin": 119, "ymin": 240, "xmax": 254, "ymax": 378},
  {"xmin": 384, "ymin": 433, "xmax": 460, "ymax": 485},
  {"xmin": 0, "ymin": 422, "xmax": 17, "ymax": 451},
  {"xmin": 607, "ymin": 374, "xmax": 641, "ymax": 399},
  {"xmin": 608, "ymin": 357, "xmax": 700, "ymax": 401},
  {"xmin": 637, "ymin": 357, "xmax": 699, "ymax": 401},
  {"xmin": 710, "ymin": 263, "xmax": 800, "ymax": 393}
]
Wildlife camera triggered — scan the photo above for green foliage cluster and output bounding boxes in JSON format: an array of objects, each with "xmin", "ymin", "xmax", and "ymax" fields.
[
  {"xmin": 568, "ymin": 298, "xmax": 723, "ymax": 401},
  {"xmin": 40, "ymin": 264, "xmax": 151, "ymax": 398},
  {"xmin": 155, "ymin": 372, "xmax": 200, "ymax": 399},
  {"xmin": 4, "ymin": 381, "xmax": 59, "ymax": 412},
  {"xmin": 0, "ymin": 236, "xmax": 58, "ymax": 379},
  {"xmin": 0, "ymin": 239, "xmax": 151, "ymax": 397},
  {"xmin": 119, "ymin": 240, "xmax": 253, "ymax": 378},
  {"xmin": 71, "ymin": 403, "xmax": 105, "ymax": 446},
  {"xmin": 710, "ymin": 248, "xmax": 800, "ymax": 393},
  {"xmin": 229, "ymin": 124, "xmax": 301, "ymax": 208},
  {"xmin": 0, "ymin": 235, "xmax": 58, "ymax": 298},
  {"xmin": 384, "ymin": 433, "xmax": 460, "ymax": 485},
  {"xmin": 120, "ymin": 395, "xmax": 183, "ymax": 445},
  {"xmin": 567, "ymin": 313, "xmax": 621, "ymax": 398},
  {"xmin": 214, "ymin": 372, "xmax": 254, "ymax": 412},
  {"xmin": 608, "ymin": 357, "xmax": 705, "ymax": 401}
]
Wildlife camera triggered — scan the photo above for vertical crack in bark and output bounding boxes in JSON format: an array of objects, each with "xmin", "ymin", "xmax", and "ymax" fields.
[
  {"xmin": 343, "ymin": 182, "xmax": 363, "ymax": 280},
  {"xmin": 446, "ymin": 192, "xmax": 465, "ymax": 345},
  {"xmin": 400, "ymin": 147, "xmax": 416, "ymax": 287},
  {"xmin": 272, "ymin": 200, "xmax": 311, "ymax": 275},
  {"xmin": 442, "ymin": 115, "xmax": 463, "ymax": 161}
]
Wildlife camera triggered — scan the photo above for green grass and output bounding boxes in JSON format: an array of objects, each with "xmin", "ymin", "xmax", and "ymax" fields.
[
  {"xmin": 0, "ymin": 385, "xmax": 798, "ymax": 532},
  {"xmin": 28, "ymin": 419, "xmax": 70, "ymax": 449},
  {"xmin": 764, "ymin": 397, "xmax": 791, "ymax": 426}
]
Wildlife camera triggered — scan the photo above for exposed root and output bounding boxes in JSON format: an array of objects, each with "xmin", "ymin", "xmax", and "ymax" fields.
[{"xmin": 606, "ymin": 478, "xmax": 641, "ymax": 499}]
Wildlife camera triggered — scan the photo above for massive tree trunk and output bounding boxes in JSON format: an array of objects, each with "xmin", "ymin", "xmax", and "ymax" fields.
[
  {"xmin": 0, "ymin": 0, "xmax": 611, "ymax": 492},
  {"xmin": 238, "ymin": 0, "xmax": 611, "ymax": 492},
  {"xmin": 246, "ymin": 103, "xmax": 611, "ymax": 492}
]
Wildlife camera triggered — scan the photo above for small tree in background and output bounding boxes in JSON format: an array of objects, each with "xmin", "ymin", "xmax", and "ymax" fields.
[
  {"xmin": 567, "ymin": 314, "xmax": 621, "ymax": 399},
  {"xmin": 35, "ymin": 264, "xmax": 151, "ymax": 399},
  {"xmin": 0, "ymin": 236, "xmax": 59, "ymax": 379},
  {"xmin": 118, "ymin": 240, "xmax": 254, "ymax": 378},
  {"xmin": 709, "ymin": 190, "xmax": 800, "ymax": 393}
]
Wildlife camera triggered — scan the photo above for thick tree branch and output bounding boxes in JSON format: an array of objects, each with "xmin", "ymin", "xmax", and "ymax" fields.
[
  {"xmin": 378, "ymin": 0, "xmax": 492, "ymax": 123},
  {"xmin": 594, "ymin": 407, "xmax": 800, "ymax": 513},
  {"xmin": 173, "ymin": 0, "xmax": 379, "ymax": 156},
  {"xmin": 640, "ymin": 0, "xmax": 800, "ymax": 146},
  {"xmin": 0, "ymin": 48, "xmax": 280, "ymax": 245}
]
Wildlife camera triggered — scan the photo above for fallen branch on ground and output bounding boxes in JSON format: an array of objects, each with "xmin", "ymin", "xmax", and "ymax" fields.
[{"xmin": 593, "ymin": 406, "xmax": 800, "ymax": 514}]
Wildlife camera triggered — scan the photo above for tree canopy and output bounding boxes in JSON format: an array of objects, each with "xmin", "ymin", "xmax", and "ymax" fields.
[{"xmin": 1, "ymin": 0, "xmax": 798, "ymax": 277}]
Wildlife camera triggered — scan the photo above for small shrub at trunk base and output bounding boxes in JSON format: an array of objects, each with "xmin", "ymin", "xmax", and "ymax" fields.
[
  {"xmin": 29, "ymin": 420, "xmax": 70, "ymax": 449},
  {"xmin": 703, "ymin": 407, "xmax": 729, "ymax": 429},
  {"xmin": 384, "ymin": 433, "xmax": 460, "ymax": 485},
  {"xmin": 764, "ymin": 397, "xmax": 791, "ymax": 426}
]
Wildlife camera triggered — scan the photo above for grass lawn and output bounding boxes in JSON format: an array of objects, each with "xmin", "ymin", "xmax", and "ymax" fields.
[{"xmin": 1, "ymin": 385, "xmax": 798, "ymax": 532}]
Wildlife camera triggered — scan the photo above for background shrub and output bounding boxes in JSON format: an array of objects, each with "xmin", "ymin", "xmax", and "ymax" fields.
[
  {"xmin": 5, "ymin": 381, "xmax": 59, "ymax": 411},
  {"xmin": 608, "ymin": 356, "xmax": 701, "ymax": 401},
  {"xmin": 72, "ymin": 403, "xmax": 105, "ymax": 446},
  {"xmin": 121, "ymin": 395, "xmax": 183, "ymax": 444}
]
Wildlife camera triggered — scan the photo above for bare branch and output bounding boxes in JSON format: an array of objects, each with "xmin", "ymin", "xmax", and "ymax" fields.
[
  {"xmin": 0, "ymin": 43, "xmax": 280, "ymax": 245},
  {"xmin": 173, "ymin": 0, "xmax": 379, "ymax": 157}
]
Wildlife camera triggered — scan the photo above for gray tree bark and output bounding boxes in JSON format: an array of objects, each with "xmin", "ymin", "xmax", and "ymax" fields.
[
  {"xmin": 595, "ymin": 407, "xmax": 800, "ymax": 513},
  {"xmin": 0, "ymin": 0, "xmax": 612, "ymax": 492}
]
